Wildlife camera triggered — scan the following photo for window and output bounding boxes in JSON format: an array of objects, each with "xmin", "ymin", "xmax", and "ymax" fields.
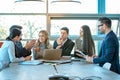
[
  {"xmin": 51, "ymin": 19, "xmax": 97, "ymax": 36},
  {"xmin": 106, "ymin": 0, "xmax": 120, "ymax": 14},
  {"xmin": 0, "ymin": 15, "xmax": 46, "ymax": 39}
]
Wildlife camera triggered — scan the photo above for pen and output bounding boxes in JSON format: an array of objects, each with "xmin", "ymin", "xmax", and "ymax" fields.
[{"xmin": 52, "ymin": 64, "xmax": 58, "ymax": 74}]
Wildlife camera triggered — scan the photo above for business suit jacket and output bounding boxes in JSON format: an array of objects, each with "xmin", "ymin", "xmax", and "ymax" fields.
[
  {"xmin": 15, "ymin": 42, "xmax": 31, "ymax": 58},
  {"xmin": 93, "ymin": 30, "xmax": 119, "ymax": 74},
  {"xmin": 53, "ymin": 38, "xmax": 75, "ymax": 56}
]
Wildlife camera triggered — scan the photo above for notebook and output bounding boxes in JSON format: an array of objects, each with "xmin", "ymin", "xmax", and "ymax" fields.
[
  {"xmin": 19, "ymin": 60, "xmax": 43, "ymax": 65},
  {"xmin": 43, "ymin": 49, "xmax": 62, "ymax": 60}
]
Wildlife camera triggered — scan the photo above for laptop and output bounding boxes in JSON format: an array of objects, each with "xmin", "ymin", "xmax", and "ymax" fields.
[{"xmin": 43, "ymin": 49, "xmax": 62, "ymax": 60}]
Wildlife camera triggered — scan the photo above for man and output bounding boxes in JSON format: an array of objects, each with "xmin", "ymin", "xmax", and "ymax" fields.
[
  {"xmin": 10, "ymin": 25, "xmax": 36, "ymax": 58},
  {"xmin": 53, "ymin": 27, "xmax": 75, "ymax": 56},
  {"xmin": 86, "ymin": 17, "xmax": 120, "ymax": 74}
]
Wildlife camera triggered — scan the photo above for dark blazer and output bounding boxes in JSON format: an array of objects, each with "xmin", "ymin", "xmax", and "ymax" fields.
[
  {"xmin": 53, "ymin": 38, "xmax": 75, "ymax": 56},
  {"xmin": 93, "ymin": 30, "xmax": 119, "ymax": 74},
  {"xmin": 15, "ymin": 42, "xmax": 31, "ymax": 58}
]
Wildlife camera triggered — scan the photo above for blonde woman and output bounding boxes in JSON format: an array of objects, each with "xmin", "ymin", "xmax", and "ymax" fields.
[{"xmin": 34, "ymin": 30, "xmax": 52, "ymax": 59}]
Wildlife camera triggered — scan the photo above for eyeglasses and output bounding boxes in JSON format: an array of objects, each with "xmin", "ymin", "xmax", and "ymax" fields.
[{"xmin": 98, "ymin": 24, "xmax": 103, "ymax": 27}]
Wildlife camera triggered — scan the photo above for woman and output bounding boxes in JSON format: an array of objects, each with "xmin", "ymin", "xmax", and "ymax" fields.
[
  {"xmin": 74, "ymin": 25, "xmax": 95, "ymax": 58},
  {"xmin": 0, "ymin": 28, "xmax": 31, "ymax": 70},
  {"xmin": 34, "ymin": 30, "xmax": 52, "ymax": 59}
]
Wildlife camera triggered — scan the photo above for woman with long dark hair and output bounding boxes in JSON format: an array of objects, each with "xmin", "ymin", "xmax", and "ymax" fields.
[{"xmin": 74, "ymin": 25, "xmax": 95, "ymax": 58}]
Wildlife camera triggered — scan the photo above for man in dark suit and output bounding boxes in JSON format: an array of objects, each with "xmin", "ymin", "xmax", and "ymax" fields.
[
  {"xmin": 10, "ymin": 25, "xmax": 36, "ymax": 58},
  {"xmin": 86, "ymin": 17, "xmax": 120, "ymax": 74},
  {"xmin": 53, "ymin": 27, "xmax": 75, "ymax": 56}
]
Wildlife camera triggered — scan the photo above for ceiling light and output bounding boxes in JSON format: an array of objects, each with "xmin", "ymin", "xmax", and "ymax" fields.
[
  {"xmin": 51, "ymin": 0, "xmax": 81, "ymax": 4},
  {"xmin": 15, "ymin": 0, "xmax": 44, "ymax": 2}
]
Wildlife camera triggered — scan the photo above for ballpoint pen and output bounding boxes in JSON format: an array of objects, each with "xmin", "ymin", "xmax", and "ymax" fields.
[{"xmin": 52, "ymin": 64, "xmax": 58, "ymax": 74}]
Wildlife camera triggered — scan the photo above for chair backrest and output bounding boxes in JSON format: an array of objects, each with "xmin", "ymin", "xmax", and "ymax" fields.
[
  {"xmin": 103, "ymin": 62, "xmax": 111, "ymax": 70},
  {"xmin": 0, "ymin": 42, "xmax": 3, "ymax": 48}
]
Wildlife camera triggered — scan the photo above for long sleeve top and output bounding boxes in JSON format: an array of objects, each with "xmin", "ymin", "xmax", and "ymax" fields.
[
  {"xmin": 0, "ymin": 41, "xmax": 24, "ymax": 70},
  {"xmin": 74, "ymin": 38, "xmax": 83, "ymax": 51}
]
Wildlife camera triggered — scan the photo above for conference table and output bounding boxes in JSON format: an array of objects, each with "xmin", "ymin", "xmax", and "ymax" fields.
[{"xmin": 0, "ymin": 59, "xmax": 120, "ymax": 80}]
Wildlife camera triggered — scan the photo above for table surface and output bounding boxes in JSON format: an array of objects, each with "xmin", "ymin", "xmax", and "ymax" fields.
[{"xmin": 0, "ymin": 60, "xmax": 120, "ymax": 80}]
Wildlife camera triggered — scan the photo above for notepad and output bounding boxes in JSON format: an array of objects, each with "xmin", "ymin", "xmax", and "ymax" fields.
[
  {"xmin": 75, "ymin": 50, "xmax": 86, "ymax": 58},
  {"xmin": 19, "ymin": 60, "xmax": 43, "ymax": 65}
]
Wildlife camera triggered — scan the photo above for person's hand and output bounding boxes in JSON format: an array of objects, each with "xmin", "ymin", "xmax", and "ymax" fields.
[
  {"xmin": 92, "ymin": 54, "xmax": 97, "ymax": 58},
  {"xmin": 76, "ymin": 53, "xmax": 84, "ymax": 58},
  {"xmin": 57, "ymin": 37, "xmax": 63, "ymax": 45},
  {"xmin": 34, "ymin": 46, "xmax": 40, "ymax": 52},
  {"xmin": 56, "ymin": 45, "xmax": 62, "ymax": 49},
  {"xmin": 85, "ymin": 56, "xmax": 93, "ymax": 64},
  {"xmin": 25, "ymin": 39, "xmax": 36, "ymax": 50},
  {"xmin": 24, "ymin": 56, "xmax": 32, "ymax": 61}
]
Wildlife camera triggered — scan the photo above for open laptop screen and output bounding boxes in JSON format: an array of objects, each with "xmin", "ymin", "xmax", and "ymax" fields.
[{"xmin": 43, "ymin": 49, "xmax": 62, "ymax": 60}]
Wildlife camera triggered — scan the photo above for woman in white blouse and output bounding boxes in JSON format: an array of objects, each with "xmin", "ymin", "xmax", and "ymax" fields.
[{"xmin": 0, "ymin": 28, "xmax": 31, "ymax": 70}]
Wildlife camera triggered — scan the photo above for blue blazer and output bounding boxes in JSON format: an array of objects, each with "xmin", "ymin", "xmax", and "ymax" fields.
[{"xmin": 93, "ymin": 30, "xmax": 120, "ymax": 74}]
